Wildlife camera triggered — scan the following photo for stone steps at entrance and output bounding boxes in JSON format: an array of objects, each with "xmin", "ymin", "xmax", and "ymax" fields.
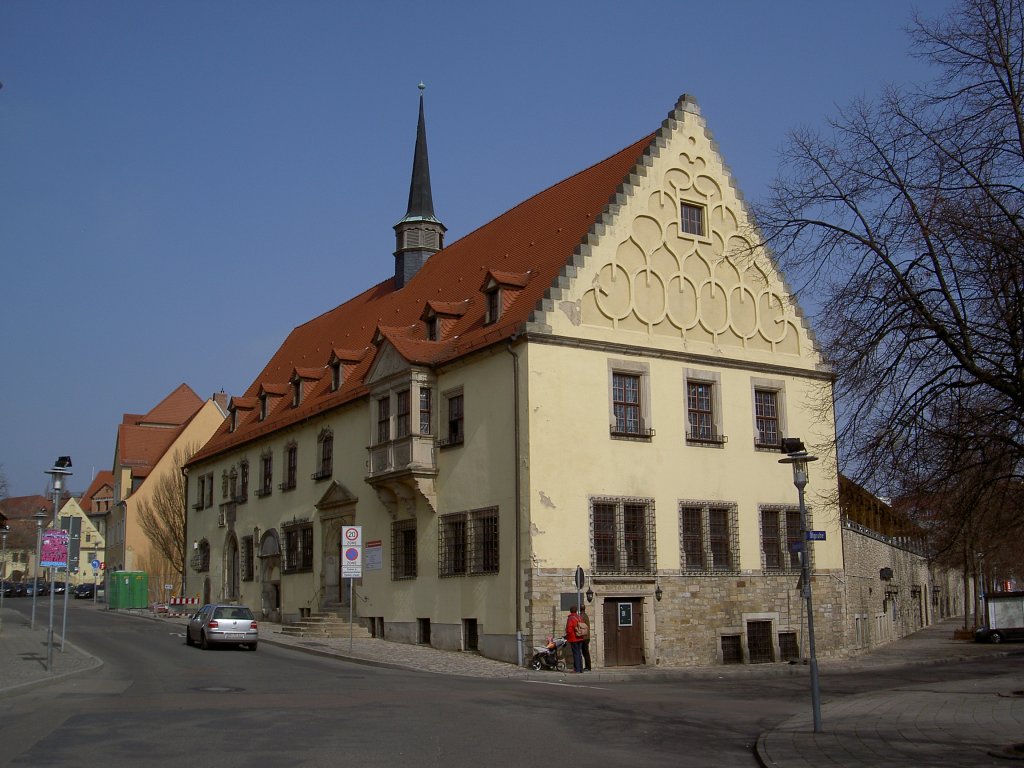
[{"xmin": 279, "ymin": 608, "xmax": 371, "ymax": 639}]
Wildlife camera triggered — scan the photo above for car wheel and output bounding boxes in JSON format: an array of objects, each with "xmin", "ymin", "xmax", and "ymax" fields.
[
  {"xmin": 185, "ymin": 629, "xmax": 194, "ymax": 647},
  {"xmin": 246, "ymin": 642, "xmax": 258, "ymax": 651},
  {"xmin": 200, "ymin": 632, "xmax": 210, "ymax": 650},
  {"xmin": 990, "ymin": 631, "xmax": 1003, "ymax": 644}
]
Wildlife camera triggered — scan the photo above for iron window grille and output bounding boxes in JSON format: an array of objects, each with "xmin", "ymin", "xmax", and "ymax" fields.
[
  {"xmin": 241, "ymin": 535, "xmax": 254, "ymax": 581},
  {"xmin": 760, "ymin": 504, "xmax": 808, "ymax": 572},
  {"xmin": 590, "ymin": 497, "xmax": 657, "ymax": 575},
  {"xmin": 679, "ymin": 502, "xmax": 739, "ymax": 572},
  {"xmin": 391, "ymin": 519, "xmax": 417, "ymax": 580},
  {"xmin": 438, "ymin": 507, "xmax": 499, "ymax": 578},
  {"xmin": 282, "ymin": 523, "xmax": 314, "ymax": 573},
  {"xmin": 256, "ymin": 453, "xmax": 273, "ymax": 497},
  {"xmin": 313, "ymin": 430, "xmax": 333, "ymax": 481},
  {"xmin": 237, "ymin": 461, "xmax": 249, "ymax": 503},
  {"xmin": 280, "ymin": 444, "xmax": 298, "ymax": 491}
]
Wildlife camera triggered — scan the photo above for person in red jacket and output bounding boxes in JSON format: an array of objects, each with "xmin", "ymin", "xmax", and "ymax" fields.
[{"xmin": 565, "ymin": 605, "xmax": 585, "ymax": 673}]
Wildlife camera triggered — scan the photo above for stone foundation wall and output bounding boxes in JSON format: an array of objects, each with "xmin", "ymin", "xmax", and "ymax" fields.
[{"xmin": 526, "ymin": 567, "xmax": 848, "ymax": 668}]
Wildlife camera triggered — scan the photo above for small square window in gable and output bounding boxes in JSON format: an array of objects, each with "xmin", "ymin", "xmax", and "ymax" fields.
[{"xmin": 680, "ymin": 202, "xmax": 706, "ymax": 238}]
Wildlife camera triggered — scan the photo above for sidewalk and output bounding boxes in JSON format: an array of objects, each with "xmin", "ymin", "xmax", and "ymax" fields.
[{"xmin": 2, "ymin": 605, "xmax": 1022, "ymax": 766}]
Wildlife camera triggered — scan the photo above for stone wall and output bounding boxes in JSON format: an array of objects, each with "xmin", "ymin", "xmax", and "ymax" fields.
[{"xmin": 527, "ymin": 567, "xmax": 848, "ymax": 668}]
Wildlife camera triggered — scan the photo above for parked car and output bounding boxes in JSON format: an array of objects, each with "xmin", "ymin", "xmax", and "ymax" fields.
[
  {"xmin": 73, "ymin": 583, "xmax": 96, "ymax": 599},
  {"xmin": 185, "ymin": 604, "xmax": 258, "ymax": 651},
  {"xmin": 23, "ymin": 579, "xmax": 49, "ymax": 597},
  {"xmin": 12, "ymin": 582, "xmax": 26, "ymax": 597},
  {"xmin": 1, "ymin": 581, "xmax": 15, "ymax": 597},
  {"xmin": 53, "ymin": 581, "xmax": 67, "ymax": 595}
]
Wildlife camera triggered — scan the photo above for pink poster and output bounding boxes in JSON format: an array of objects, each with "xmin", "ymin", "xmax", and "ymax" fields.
[{"xmin": 41, "ymin": 530, "xmax": 69, "ymax": 568}]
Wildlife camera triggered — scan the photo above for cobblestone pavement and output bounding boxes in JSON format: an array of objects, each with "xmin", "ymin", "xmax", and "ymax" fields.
[{"xmin": 2, "ymin": 604, "xmax": 1022, "ymax": 766}]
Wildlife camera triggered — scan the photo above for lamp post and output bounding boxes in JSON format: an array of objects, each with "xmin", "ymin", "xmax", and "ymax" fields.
[
  {"xmin": 30, "ymin": 509, "xmax": 47, "ymax": 630},
  {"xmin": 779, "ymin": 437, "xmax": 822, "ymax": 733},
  {"xmin": 1, "ymin": 525, "xmax": 8, "ymax": 612},
  {"xmin": 44, "ymin": 456, "xmax": 72, "ymax": 672}
]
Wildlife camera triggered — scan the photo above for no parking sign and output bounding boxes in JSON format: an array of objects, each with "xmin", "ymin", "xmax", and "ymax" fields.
[{"xmin": 342, "ymin": 526, "xmax": 362, "ymax": 578}]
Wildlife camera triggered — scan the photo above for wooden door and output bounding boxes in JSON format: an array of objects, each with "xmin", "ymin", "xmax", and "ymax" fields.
[{"xmin": 602, "ymin": 598, "xmax": 645, "ymax": 666}]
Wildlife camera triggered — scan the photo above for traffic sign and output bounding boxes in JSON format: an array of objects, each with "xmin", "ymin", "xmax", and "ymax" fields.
[
  {"xmin": 341, "ymin": 544, "xmax": 362, "ymax": 578},
  {"xmin": 343, "ymin": 525, "xmax": 362, "ymax": 546},
  {"xmin": 91, "ymin": 559, "xmax": 100, "ymax": 569}
]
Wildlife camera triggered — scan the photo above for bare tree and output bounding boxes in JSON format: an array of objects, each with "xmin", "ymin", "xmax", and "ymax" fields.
[
  {"xmin": 757, "ymin": 0, "xmax": 1024, "ymax": 547},
  {"xmin": 136, "ymin": 444, "xmax": 197, "ymax": 592}
]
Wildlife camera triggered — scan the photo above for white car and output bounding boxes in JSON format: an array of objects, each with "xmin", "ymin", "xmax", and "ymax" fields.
[{"xmin": 185, "ymin": 604, "xmax": 258, "ymax": 651}]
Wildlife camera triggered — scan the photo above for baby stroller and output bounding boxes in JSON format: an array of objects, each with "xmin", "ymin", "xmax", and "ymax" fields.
[{"xmin": 529, "ymin": 635, "xmax": 567, "ymax": 671}]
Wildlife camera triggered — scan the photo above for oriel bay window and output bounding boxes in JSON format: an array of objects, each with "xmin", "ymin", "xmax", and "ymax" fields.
[
  {"xmin": 282, "ymin": 521, "xmax": 314, "ymax": 573},
  {"xmin": 419, "ymin": 387, "xmax": 432, "ymax": 434},
  {"xmin": 591, "ymin": 497, "xmax": 656, "ymax": 575}
]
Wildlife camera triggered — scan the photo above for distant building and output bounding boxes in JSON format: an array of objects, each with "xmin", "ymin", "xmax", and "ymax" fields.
[
  {"xmin": 106, "ymin": 384, "xmax": 227, "ymax": 597},
  {"xmin": 0, "ymin": 494, "xmax": 60, "ymax": 583}
]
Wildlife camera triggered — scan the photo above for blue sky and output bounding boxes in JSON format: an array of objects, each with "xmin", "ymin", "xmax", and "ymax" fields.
[{"xmin": 1, "ymin": 1, "xmax": 950, "ymax": 497}]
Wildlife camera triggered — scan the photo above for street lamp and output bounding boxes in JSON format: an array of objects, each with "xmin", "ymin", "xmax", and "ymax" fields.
[
  {"xmin": 30, "ymin": 509, "xmax": 47, "ymax": 630},
  {"xmin": 779, "ymin": 437, "xmax": 822, "ymax": 733},
  {"xmin": 1, "ymin": 525, "xmax": 8, "ymax": 611},
  {"xmin": 44, "ymin": 456, "xmax": 72, "ymax": 672}
]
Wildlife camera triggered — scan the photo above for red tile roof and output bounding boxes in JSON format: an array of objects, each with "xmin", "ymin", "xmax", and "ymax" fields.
[
  {"xmin": 80, "ymin": 470, "xmax": 115, "ymax": 513},
  {"xmin": 190, "ymin": 131, "xmax": 656, "ymax": 465},
  {"xmin": 118, "ymin": 384, "xmax": 205, "ymax": 478}
]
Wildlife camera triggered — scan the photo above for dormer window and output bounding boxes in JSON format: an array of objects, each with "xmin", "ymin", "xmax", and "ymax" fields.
[
  {"xmin": 259, "ymin": 394, "xmax": 269, "ymax": 421},
  {"xmin": 330, "ymin": 360, "xmax": 341, "ymax": 391},
  {"xmin": 485, "ymin": 289, "xmax": 501, "ymax": 325},
  {"xmin": 230, "ymin": 408, "xmax": 238, "ymax": 432},
  {"xmin": 426, "ymin": 316, "xmax": 439, "ymax": 341},
  {"xmin": 480, "ymin": 270, "xmax": 529, "ymax": 328},
  {"xmin": 292, "ymin": 380, "xmax": 302, "ymax": 407}
]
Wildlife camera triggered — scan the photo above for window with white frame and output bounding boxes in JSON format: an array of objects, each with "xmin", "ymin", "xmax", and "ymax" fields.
[
  {"xmin": 396, "ymin": 389, "xmax": 411, "ymax": 438},
  {"xmin": 377, "ymin": 396, "xmax": 391, "ymax": 444},
  {"xmin": 609, "ymin": 360, "xmax": 653, "ymax": 439},
  {"xmin": 419, "ymin": 387, "xmax": 432, "ymax": 435},
  {"xmin": 680, "ymin": 202, "xmax": 706, "ymax": 237},
  {"xmin": 685, "ymin": 369, "xmax": 726, "ymax": 445},
  {"xmin": 760, "ymin": 505, "xmax": 805, "ymax": 572},
  {"xmin": 590, "ymin": 497, "xmax": 656, "ymax": 575},
  {"xmin": 679, "ymin": 502, "xmax": 738, "ymax": 572},
  {"xmin": 441, "ymin": 390, "xmax": 464, "ymax": 447},
  {"xmin": 752, "ymin": 379, "xmax": 786, "ymax": 450}
]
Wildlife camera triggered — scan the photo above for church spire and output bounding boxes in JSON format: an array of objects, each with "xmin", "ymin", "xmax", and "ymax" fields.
[{"xmin": 393, "ymin": 83, "xmax": 446, "ymax": 289}]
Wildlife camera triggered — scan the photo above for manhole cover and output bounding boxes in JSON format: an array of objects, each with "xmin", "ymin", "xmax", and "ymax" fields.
[
  {"xmin": 988, "ymin": 743, "xmax": 1024, "ymax": 761},
  {"xmin": 195, "ymin": 686, "xmax": 244, "ymax": 693}
]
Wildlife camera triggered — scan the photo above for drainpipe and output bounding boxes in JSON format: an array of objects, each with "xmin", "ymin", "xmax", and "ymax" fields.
[{"xmin": 506, "ymin": 335, "xmax": 524, "ymax": 666}]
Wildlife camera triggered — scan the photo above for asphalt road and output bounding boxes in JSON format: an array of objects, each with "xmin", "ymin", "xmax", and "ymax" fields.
[{"xmin": 2, "ymin": 603, "xmax": 1018, "ymax": 767}]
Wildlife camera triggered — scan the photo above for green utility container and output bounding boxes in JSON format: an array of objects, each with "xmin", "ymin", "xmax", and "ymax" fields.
[{"xmin": 108, "ymin": 571, "xmax": 149, "ymax": 609}]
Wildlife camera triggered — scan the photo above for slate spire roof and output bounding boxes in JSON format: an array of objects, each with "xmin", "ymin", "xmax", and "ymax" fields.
[{"xmin": 399, "ymin": 83, "xmax": 439, "ymax": 225}]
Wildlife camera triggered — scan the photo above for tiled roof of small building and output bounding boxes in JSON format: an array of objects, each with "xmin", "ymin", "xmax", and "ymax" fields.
[{"xmin": 190, "ymin": 130, "xmax": 656, "ymax": 464}]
